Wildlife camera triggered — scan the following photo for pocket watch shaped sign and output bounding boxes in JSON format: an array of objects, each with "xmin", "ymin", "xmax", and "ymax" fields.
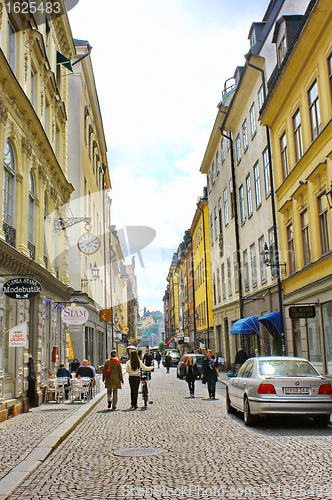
[
  {"xmin": 3, "ymin": 278, "xmax": 41, "ymax": 299},
  {"xmin": 77, "ymin": 232, "xmax": 100, "ymax": 255},
  {"xmin": 61, "ymin": 306, "xmax": 89, "ymax": 325}
]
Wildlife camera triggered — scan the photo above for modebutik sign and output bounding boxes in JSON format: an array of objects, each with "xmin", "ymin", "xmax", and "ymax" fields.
[
  {"xmin": 3, "ymin": 278, "xmax": 41, "ymax": 299},
  {"xmin": 9, "ymin": 321, "xmax": 28, "ymax": 347},
  {"xmin": 61, "ymin": 306, "xmax": 89, "ymax": 325}
]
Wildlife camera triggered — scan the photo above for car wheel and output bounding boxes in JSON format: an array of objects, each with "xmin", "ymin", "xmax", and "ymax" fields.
[
  {"xmin": 243, "ymin": 396, "xmax": 256, "ymax": 427},
  {"xmin": 226, "ymin": 389, "xmax": 236, "ymax": 414},
  {"xmin": 313, "ymin": 414, "xmax": 331, "ymax": 427}
]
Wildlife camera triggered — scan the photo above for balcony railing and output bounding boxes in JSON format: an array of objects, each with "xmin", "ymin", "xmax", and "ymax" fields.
[
  {"xmin": 28, "ymin": 241, "xmax": 35, "ymax": 260},
  {"xmin": 3, "ymin": 222, "xmax": 16, "ymax": 248}
]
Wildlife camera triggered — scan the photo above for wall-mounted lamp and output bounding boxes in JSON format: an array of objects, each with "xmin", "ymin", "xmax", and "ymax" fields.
[
  {"xmin": 325, "ymin": 182, "xmax": 332, "ymax": 209},
  {"xmin": 81, "ymin": 262, "xmax": 100, "ymax": 288},
  {"xmin": 261, "ymin": 243, "xmax": 287, "ymax": 275}
]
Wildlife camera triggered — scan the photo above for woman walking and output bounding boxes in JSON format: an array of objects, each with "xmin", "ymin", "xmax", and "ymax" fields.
[
  {"xmin": 184, "ymin": 355, "xmax": 200, "ymax": 397},
  {"xmin": 103, "ymin": 350, "xmax": 124, "ymax": 410},
  {"xmin": 126, "ymin": 350, "xmax": 154, "ymax": 409},
  {"xmin": 202, "ymin": 350, "xmax": 219, "ymax": 399},
  {"xmin": 155, "ymin": 350, "xmax": 161, "ymax": 368}
]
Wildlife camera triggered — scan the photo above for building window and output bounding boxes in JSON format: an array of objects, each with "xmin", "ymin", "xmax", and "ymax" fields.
[
  {"xmin": 28, "ymin": 171, "xmax": 35, "ymax": 245},
  {"xmin": 259, "ymin": 236, "xmax": 267, "ymax": 283},
  {"xmin": 209, "ymin": 213, "xmax": 213, "ymax": 245},
  {"xmin": 216, "ymin": 268, "xmax": 221, "ymax": 303},
  {"xmin": 318, "ymin": 193, "xmax": 330, "ymax": 255},
  {"xmin": 239, "ymin": 185, "xmax": 245, "ymax": 225},
  {"xmin": 31, "ymin": 68, "xmax": 36, "ymax": 108},
  {"xmin": 246, "ymin": 174, "xmax": 253, "ymax": 217},
  {"xmin": 308, "ymin": 80, "xmax": 321, "ymax": 141},
  {"xmin": 301, "ymin": 209, "xmax": 311, "ymax": 265},
  {"xmin": 277, "ymin": 35, "xmax": 287, "ymax": 66},
  {"xmin": 229, "ymin": 178, "xmax": 235, "ymax": 219},
  {"xmin": 214, "ymin": 206, "xmax": 218, "ymax": 241},
  {"xmin": 7, "ymin": 20, "xmax": 16, "ymax": 72},
  {"xmin": 250, "ymin": 243, "xmax": 257, "ymax": 287},
  {"xmin": 236, "ymin": 134, "xmax": 241, "ymax": 164},
  {"xmin": 88, "ymin": 126, "xmax": 93, "ymax": 159},
  {"xmin": 212, "ymin": 273, "xmax": 216, "ymax": 306},
  {"xmin": 221, "ymin": 263, "xmax": 226, "ymax": 300},
  {"xmin": 249, "ymin": 103, "xmax": 256, "ymax": 138},
  {"xmin": 55, "ymin": 126, "xmax": 60, "ymax": 159},
  {"xmin": 234, "ymin": 251, "xmax": 239, "ymax": 293},
  {"xmin": 242, "ymin": 119, "xmax": 248, "ymax": 151},
  {"xmin": 207, "ymin": 172, "xmax": 211, "ymax": 192},
  {"xmin": 223, "ymin": 188, "xmax": 229, "ymax": 225},
  {"xmin": 221, "ymin": 139, "xmax": 225, "ymax": 163},
  {"xmin": 3, "ymin": 139, "xmax": 16, "ymax": 230},
  {"xmin": 258, "ymin": 85, "xmax": 264, "ymax": 110},
  {"xmin": 253, "ymin": 162, "xmax": 261, "ymax": 208},
  {"xmin": 243, "ymin": 249, "xmax": 249, "ymax": 291},
  {"xmin": 45, "ymin": 100, "xmax": 50, "ymax": 136},
  {"xmin": 287, "ymin": 224, "xmax": 296, "ymax": 274},
  {"xmin": 44, "ymin": 192, "xmax": 48, "ymax": 267},
  {"xmin": 262, "ymin": 147, "xmax": 271, "ymax": 196},
  {"xmin": 216, "ymin": 151, "xmax": 220, "ymax": 175},
  {"xmin": 280, "ymin": 131, "xmax": 289, "ymax": 179},
  {"xmin": 211, "ymin": 162, "xmax": 215, "ymax": 184},
  {"xmin": 292, "ymin": 108, "xmax": 303, "ymax": 162},
  {"xmin": 227, "ymin": 257, "xmax": 232, "ymax": 296},
  {"xmin": 328, "ymin": 52, "xmax": 332, "ymax": 100}
]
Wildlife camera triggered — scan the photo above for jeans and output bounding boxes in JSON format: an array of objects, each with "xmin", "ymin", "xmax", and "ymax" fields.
[
  {"xmin": 206, "ymin": 373, "xmax": 216, "ymax": 398},
  {"xmin": 107, "ymin": 388, "xmax": 118, "ymax": 408},
  {"xmin": 129, "ymin": 376, "xmax": 140, "ymax": 407}
]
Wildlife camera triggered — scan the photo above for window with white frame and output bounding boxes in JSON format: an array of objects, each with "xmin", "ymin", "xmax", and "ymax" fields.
[
  {"xmin": 318, "ymin": 193, "xmax": 330, "ymax": 255},
  {"xmin": 207, "ymin": 172, "xmax": 211, "ymax": 192},
  {"xmin": 262, "ymin": 147, "xmax": 271, "ymax": 196},
  {"xmin": 287, "ymin": 224, "xmax": 296, "ymax": 274},
  {"xmin": 242, "ymin": 119, "xmax": 248, "ymax": 151},
  {"xmin": 3, "ymin": 139, "xmax": 16, "ymax": 229},
  {"xmin": 301, "ymin": 209, "xmax": 311, "ymax": 265},
  {"xmin": 249, "ymin": 103, "xmax": 257, "ymax": 137},
  {"xmin": 209, "ymin": 213, "xmax": 213, "ymax": 245},
  {"xmin": 229, "ymin": 178, "xmax": 235, "ymax": 219},
  {"xmin": 214, "ymin": 206, "xmax": 218, "ymax": 241},
  {"xmin": 221, "ymin": 139, "xmax": 225, "ymax": 163},
  {"xmin": 216, "ymin": 151, "xmax": 220, "ymax": 175},
  {"xmin": 246, "ymin": 174, "xmax": 253, "ymax": 217},
  {"xmin": 239, "ymin": 185, "xmax": 245, "ymax": 225},
  {"xmin": 258, "ymin": 236, "xmax": 267, "ymax": 283},
  {"xmin": 223, "ymin": 188, "xmax": 229, "ymax": 225},
  {"xmin": 227, "ymin": 257, "xmax": 232, "ymax": 296},
  {"xmin": 293, "ymin": 108, "xmax": 303, "ymax": 162},
  {"xmin": 7, "ymin": 20, "xmax": 16, "ymax": 73},
  {"xmin": 253, "ymin": 162, "xmax": 261, "ymax": 208},
  {"xmin": 221, "ymin": 263, "xmax": 226, "ymax": 300},
  {"xmin": 277, "ymin": 35, "xmax": 287, "ymax": 66},
  {"xmin": 236, "ymin": 134, "xmax": 241, "ymax": 164},
  {"xmin": 280, "ymin": 131, "xmax": 289, "ymax": 179},
  {"xmin": 308, "ymin": 80, "xmax": 321, "ymax": 141},
  {"xmin": 243, "ymin": 249, "xmax": 249, "ymax": 291},
  {"xmin": 258, "ymin": 85, "xmax": 264, "ymax": 110},
  {"xmin": 216, "ymin": 268, "xmax": 221, "ymax": 303},
  {"xmin": 28, "ymin": 170, "xmax": 35, "ymax": 245},
  {"xmin": 250, "ymin": 243, "xmax": 257, "ymax": 287}
]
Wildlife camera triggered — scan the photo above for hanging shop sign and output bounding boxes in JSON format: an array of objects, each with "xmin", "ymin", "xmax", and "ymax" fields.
[
  {"xmin": 3, "ymin": 278, "xmax": 41, "ymax": 299},
  {"xmin": 61, "ymin": 306, "xmax": 89, "ymax": 325},
  {"xmin": 289, "ymin": 306, "xmax": 316, "ymax": 319},
  {"xmin": 9, "ymin": 321, "xmax": 28, "ymax": 347}
]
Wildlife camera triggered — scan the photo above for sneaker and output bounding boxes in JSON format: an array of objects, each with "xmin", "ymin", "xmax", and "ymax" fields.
[
  {"xmin": 108, "ymin": 401, "xmax": 112, "ymax": 409},
  {"xmin": 112, "ymin": 406, "xmax": 117, "ymax": 410}
]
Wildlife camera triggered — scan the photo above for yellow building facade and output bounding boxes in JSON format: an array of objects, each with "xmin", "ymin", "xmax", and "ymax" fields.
[{"xmin": 261, "ymin": 0, "xmax": 332, "ymax": 373}]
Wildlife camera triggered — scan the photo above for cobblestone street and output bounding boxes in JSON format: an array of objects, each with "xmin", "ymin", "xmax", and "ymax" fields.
[{"xmin": 4, "ymin": 367, "xmax": 332, "ymax": 500}]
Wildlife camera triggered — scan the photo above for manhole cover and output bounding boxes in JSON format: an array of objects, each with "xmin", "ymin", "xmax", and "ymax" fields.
[{"xmin": 113, "ymin": 447, "xmax": 164, "ymax": 457}]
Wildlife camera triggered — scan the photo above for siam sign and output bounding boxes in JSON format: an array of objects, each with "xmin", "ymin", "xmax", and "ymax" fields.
[
  {"xmin": 61, "ymin": 306, "xmax": 89, "ymax": 325},
  {"xmin": 3, "ymin": 278, "xmax": 42, "ymax": 299}
]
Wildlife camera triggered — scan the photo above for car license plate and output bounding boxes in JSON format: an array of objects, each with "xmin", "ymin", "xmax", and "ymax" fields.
[{"xmin": 284, "ymin": 387, "xmax": 310, "ymax": 394}]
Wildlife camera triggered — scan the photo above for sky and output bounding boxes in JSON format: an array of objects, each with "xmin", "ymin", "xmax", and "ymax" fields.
[{"xmin": 68, "ymin": 0, "xmax": 269, "ymax": 312}]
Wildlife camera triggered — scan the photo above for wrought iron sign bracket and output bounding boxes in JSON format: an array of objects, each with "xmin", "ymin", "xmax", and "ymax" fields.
[{"xmin": 54, "ymin": 217, "xmax": 92, "ymax": 230}]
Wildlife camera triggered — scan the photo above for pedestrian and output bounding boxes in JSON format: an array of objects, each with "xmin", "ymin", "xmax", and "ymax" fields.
[
  {"xmin": 183, "ymin": 355, "xmax": 200, "ymax": 397},
  {"xmin": 234, "ymin": 348, "xmax": 248, "ymax": 371},
  {"xmin": 143, "ymin": 348, "xmax": 154, "ymax": 367},
  {"xmin": 103, "ymin": 350, "xmax": 124, "ymax": 410},
  {"xmin": 202, "ymin": 350, "xmax": 219, "ymax": 399},
  {"xmin": 76, "ymin": 360, "xmax": 95, "ymax": 398},
  {"xmin": 165, "ymin": 352, "xmax": 172, "ymax": 373},
  {"xmin": 56, "ymin": 363, "xmax": 72, "ymax": 399},
  {"xmin": 155, "ymin": 350, "xmax": 161, "ymax": 368},
  {"xmin": 125, "ymin": 350, "xmax": 154, "ymax": 409}
]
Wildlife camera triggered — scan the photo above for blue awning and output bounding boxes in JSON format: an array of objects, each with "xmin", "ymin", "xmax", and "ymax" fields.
[
  {"xmin": 259, "ymin": 311, "xmax": 281, "ymax": 336},
  {"xmin": 230, "ymin": 315, "xmax": 260, "ymax": 335}
]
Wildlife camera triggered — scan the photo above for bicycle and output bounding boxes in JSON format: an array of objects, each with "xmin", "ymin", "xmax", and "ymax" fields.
[{"xmin": 140, "ymin": 370, "xmax": 149, "ymax": 409}]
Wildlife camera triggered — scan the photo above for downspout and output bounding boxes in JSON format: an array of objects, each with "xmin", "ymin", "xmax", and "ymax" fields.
[
  {"xmin": 190, "ymin": 242, "xmax": 197, "ymax": 348},
  {"xmin": 246, "ymin": 59, "xmax": 285, "ymax": 355},
  {"xmin": 196, "ymin": 200, "xmax": 210, "ymax": 349},
  {"xmin": 219, "ymin": 129, "xmax": 244, "ymax": 321},
  {"xmin": 101, "ymin": 165, "xmax": 108, "ymax": 358}
]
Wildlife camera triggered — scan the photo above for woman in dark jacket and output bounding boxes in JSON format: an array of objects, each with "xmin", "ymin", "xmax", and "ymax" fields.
[
  {"xmin": 202, "ymin": 350, "xmax": 219, "ymax": 399},
  {"xmin": 184, "ymin": 355, "xmax": 200, "ymax": 397}
]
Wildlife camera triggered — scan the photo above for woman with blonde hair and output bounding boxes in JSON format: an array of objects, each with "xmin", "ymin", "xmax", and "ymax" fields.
[
  {"xmin": 126, "ymin": 350, "xmax": 154, "ymax": 409},
  {"xmin": 184, "ymin": 355, "xmax": 200, "ymax": 398}
]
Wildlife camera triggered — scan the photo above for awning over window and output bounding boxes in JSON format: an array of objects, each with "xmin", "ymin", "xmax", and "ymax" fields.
[
  {"xmin": 259, "ymin": 311, "xmax": 281, "ymax": 336},
  {"xmin": 230, "ymin": 315, "xmax": 260, "ymax": 335}
]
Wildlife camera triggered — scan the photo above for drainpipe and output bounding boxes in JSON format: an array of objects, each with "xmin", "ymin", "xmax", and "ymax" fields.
[
  {"xmin": 246, "ymin": 59, "xmax": 285, "ymax": 355},
  {"xmin": 196, "ymin": 200, "xmax": 210, "ymax": 349},
  {"xmin": 102, "ymin": 165, "xmax": 108, "ymax": 358},
  {"xmin": 219, "ymin": 129, "xmax": 244, "ymax": 321}
]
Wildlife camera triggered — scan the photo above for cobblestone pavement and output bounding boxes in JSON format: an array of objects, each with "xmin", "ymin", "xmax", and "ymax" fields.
[
  {"xmin": 0, "ymin": 402, "xmax": 80, "ymax": 480},
  {"xmin": 6, "ymin": 368, "xmax": 332, "ymax": 500}
]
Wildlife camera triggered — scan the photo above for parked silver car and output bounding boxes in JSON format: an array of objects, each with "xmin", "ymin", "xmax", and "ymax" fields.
[{"xmin": 226, "ymin": 356, "xmax": 332, "ymax": 427}]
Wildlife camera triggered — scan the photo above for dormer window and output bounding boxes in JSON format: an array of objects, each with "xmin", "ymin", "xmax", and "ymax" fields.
[
  {"xmin": 250, "ymin": 30, "xmax": 256, "ymax": 48},
  {"xmin": 277, "ymin": 35, "xmax": 287, "ymax": 65}
]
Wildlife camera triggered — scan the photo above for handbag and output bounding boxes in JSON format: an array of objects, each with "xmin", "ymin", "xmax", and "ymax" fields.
[
  {"xmin": 104, "ymin": 362, "xmax": 112, "ymax": 378},
  {"xmin": 215, "ymin": 367, "xmax": 219, "ymax": 377}
]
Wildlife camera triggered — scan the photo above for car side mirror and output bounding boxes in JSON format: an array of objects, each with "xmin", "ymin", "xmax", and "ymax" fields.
[{"xmin": 227, "ymin": 371, "xmax": 235, "ymax": 378}]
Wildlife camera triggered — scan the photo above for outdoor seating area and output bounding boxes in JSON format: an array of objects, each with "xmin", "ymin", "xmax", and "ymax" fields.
[{"xmin": 44, "ymin": 374, "xmax": 104, "ymax": 405}]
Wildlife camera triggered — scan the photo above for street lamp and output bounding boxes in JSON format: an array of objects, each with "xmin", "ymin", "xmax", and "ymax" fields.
[
  {"xmin": 325, "ymin": 182, "xmax": 332, "ymax": 209},
  {"xmin": 81, "ymin": 262, "xmax": 100, "ymax": 288}
]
